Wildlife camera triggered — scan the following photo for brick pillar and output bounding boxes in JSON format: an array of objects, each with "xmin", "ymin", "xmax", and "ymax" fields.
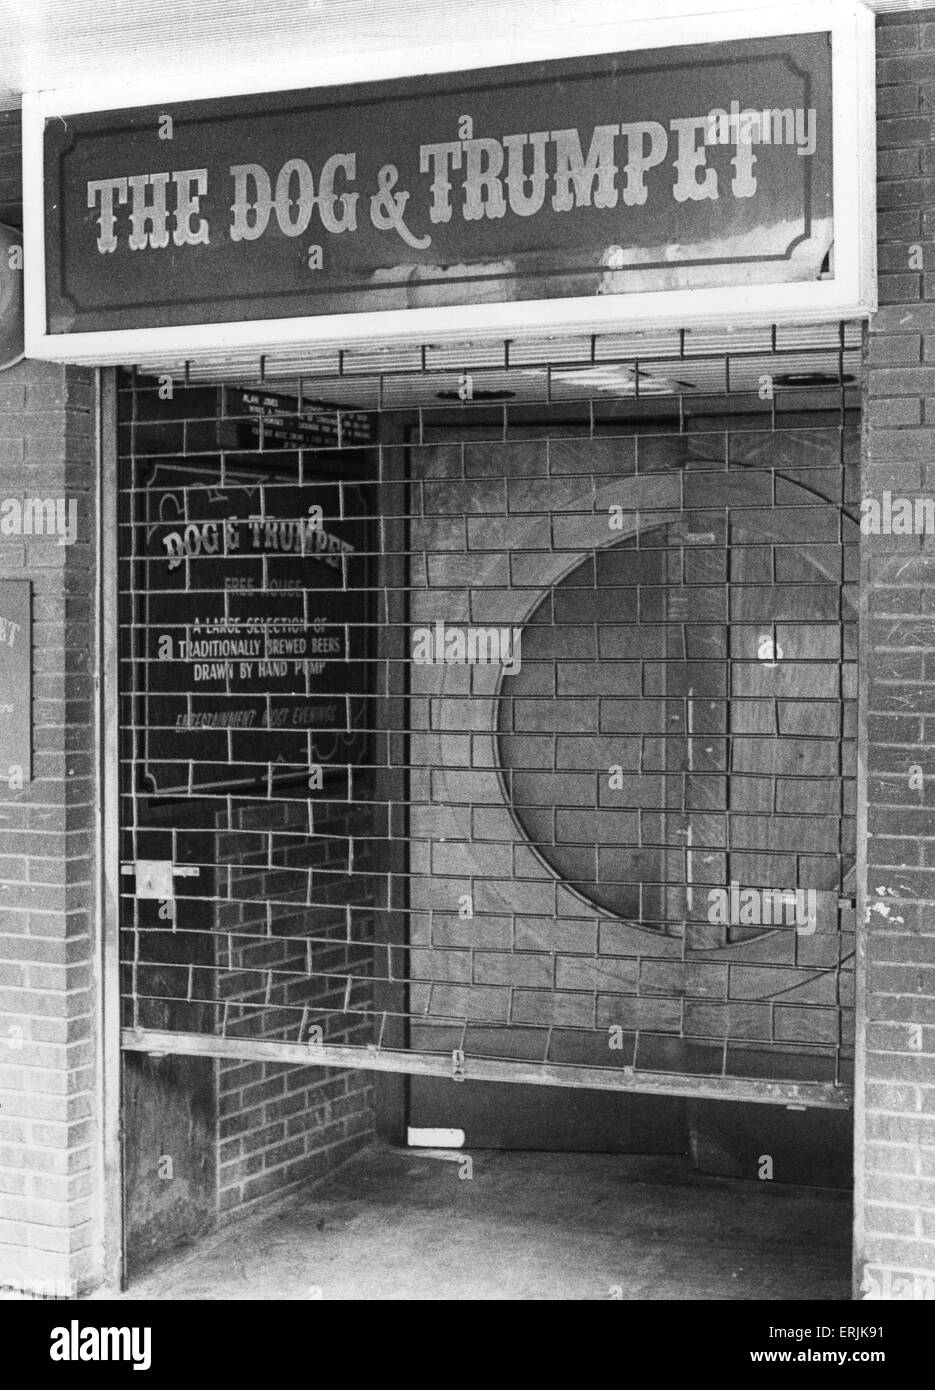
[
  {"xmin": 0, "ymin": 356, "xmax": 101, "ymax": 1295},
  {"xmin": 856, "ymin": 9, "xmax": 935, "ymax": 1298}
]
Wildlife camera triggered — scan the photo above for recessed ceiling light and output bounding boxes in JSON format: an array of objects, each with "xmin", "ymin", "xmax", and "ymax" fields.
[
  {"xmin": 435, "ymin": 388, "xmax": 516, "ymax": 401},
  {"xmin": 774, "ymin": 372, "xmax": 855, "ymax": 386}
]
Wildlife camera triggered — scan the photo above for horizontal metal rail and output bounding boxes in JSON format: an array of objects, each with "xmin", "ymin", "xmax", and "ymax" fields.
[{"xmin": 121, "ymin": 1028, "xmax": 853, "ymax": 1108}]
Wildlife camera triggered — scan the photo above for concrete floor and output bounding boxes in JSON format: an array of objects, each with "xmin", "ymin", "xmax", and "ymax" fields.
[{"xmin": 104, "ymin": 1145, "xmax": 852, "ymax": 1301}]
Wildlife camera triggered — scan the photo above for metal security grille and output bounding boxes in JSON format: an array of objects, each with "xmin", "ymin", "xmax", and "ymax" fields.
[{"xmin": 118, "ymin": 320, "xmax": 861, "ymax": 1108}]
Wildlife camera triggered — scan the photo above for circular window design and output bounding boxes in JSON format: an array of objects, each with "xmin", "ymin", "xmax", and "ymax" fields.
[{"xmin": 496, "ymin": 510, "xmax": 855, "ymax": 943}]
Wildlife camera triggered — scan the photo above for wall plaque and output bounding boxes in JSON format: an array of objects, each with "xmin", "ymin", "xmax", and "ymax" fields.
[{"xmin": 0, "ymin": 580, "xmax": 31, "ymax": 785}]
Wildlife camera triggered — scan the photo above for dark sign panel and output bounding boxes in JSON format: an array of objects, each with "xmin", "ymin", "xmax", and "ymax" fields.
[
  {"xmin": 44, "ymin": 34, "xmax": 833, "ymax": 334},
  {"xmin": 0, "ymin": 581, "xmax": 31, "ymax": 784},
  {"xmin": 139, "ymin": 462, "xmax": 371, "ymax": 795},
  {"xmin": 224, "ymin": 388, "xmax": 373, "ymax": 450}
]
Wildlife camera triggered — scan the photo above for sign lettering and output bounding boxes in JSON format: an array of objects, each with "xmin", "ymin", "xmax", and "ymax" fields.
[{"xmin": 45, "ymin": 35, "xmax": 834, "ymax": 334}]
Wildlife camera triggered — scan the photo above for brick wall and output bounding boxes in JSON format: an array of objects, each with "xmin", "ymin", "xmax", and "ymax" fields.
[
  {"xmin": 217, "ymin": 1061, "xmax": 373, "ymax": 1219},
  {"xmin": 856, "ymin": 8, "xmax": 935, "ymax": 1298},
  {"xmin": 215, "ymin": 800, "xmax": 376, "ymax": 1219},
  {"xmin": 0, "ymin": 108, "xmax": 102, "ymax": 1296}
]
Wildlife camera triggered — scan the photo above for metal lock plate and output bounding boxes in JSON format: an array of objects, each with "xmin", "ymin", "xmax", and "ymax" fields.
[{"xmin": 133, "ymin": 860, "xmax": 175, "ymax": 900}]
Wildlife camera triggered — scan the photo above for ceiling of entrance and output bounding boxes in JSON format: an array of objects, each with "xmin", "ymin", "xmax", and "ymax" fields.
[
  {"xmin": 0, "ymin": 0, "xmax": 921, "ymax": 110},
  {"xmin": 141, "ymin": 320, "xmax": 863, "ymax": 414}
]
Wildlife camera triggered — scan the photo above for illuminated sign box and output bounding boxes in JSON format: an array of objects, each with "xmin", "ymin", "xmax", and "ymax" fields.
[{"xmin": 24, "ymin": 3, "xmax": 875, "ymax": 364}]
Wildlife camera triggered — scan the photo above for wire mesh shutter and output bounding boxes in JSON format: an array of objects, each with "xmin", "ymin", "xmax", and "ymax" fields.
[{"xmin": 118, "ymin": 321, "xmax": 860, "ymax": 1106}]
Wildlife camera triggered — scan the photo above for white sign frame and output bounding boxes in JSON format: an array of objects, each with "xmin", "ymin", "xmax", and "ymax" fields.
[{"xmin": 23, "ymin": 0, "xmax": 876, "ymax": 367}]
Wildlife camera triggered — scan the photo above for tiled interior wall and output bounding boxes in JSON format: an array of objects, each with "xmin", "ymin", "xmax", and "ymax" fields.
[{"xmin": 408, "ymin": 422, "xmax": 858, "ymax": 1089}]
